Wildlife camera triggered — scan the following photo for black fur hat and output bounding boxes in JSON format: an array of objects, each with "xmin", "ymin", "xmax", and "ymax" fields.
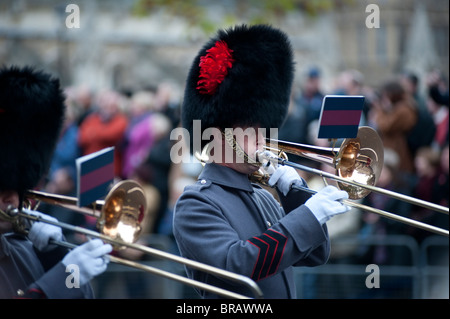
[
  {"xmin": 182, "ymin": 24, "xmax": 295, "ymax": 154},
  {"xmin": 0, "ymin": 66, "xmax": 65, "ymax": 197}
]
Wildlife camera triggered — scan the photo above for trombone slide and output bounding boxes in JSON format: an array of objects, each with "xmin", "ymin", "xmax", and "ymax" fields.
[
  {"xmin": 291, "ymin": 184, "xmax": 449, "ymax": 237},
  {"xmin": 258, "ymin": 151, "xmax": 449, "ymax": 237},
  {"xmin": 14, "ymin": 208, "xmax": 264, "ymax": 299}
]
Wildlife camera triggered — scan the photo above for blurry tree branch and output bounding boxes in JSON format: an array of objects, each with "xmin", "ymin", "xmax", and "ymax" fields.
[{"xmin": 132, "ymin": 0, "xmax": 356, "ymax": 34}]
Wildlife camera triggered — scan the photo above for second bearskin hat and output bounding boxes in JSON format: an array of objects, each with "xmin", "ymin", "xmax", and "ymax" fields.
[
  {"xmin": 0, "ymin": 66, "xmax": 65, "ymax": 199},
  {"xmin": 182, "ymin": 24, "xmax": 295, "ymax": 154}
]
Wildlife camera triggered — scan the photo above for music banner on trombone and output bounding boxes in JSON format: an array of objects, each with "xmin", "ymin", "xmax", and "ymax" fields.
[
  {"xmin": 318, "ymin": 95, "xmax": 365, "ymax": 139},
  {"xmin": 76, "ymin": 147, "xmax": 115, "ymax": 207}
]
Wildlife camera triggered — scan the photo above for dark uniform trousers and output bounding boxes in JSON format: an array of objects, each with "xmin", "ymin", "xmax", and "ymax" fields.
[{"xmin": 173, "ymin": 163, "xmax": 330, "ymax": 299}]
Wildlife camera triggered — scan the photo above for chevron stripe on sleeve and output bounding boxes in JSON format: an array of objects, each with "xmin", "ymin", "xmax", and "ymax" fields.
[{"xmin": 247, "ymin": 229, "xmax": 287, "ymax": 281}]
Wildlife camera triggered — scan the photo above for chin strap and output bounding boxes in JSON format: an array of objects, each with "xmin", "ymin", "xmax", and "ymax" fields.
[
  {"xmin": 194, "ymin": 129, "xmax": 262, "ymax": 167},
  {"xmin": 222, "ymin": 129, "xmax": 260, "ymax": 166}
]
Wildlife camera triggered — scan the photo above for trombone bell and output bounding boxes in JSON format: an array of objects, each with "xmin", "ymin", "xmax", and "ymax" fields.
[
  {"xmin": 23, "ymin": 180, "xmax": 147, "ymax": 248},
  {"xmin": 264, "ymin": 126, "xmax": 384, "ymax": 200},
  {"xmin": 335, "ymin": 127, "xmax": 383, "ymax": 199},
  {"xmin": 99, "ymin": 180, "xmax": 146, "ymax": 247}
]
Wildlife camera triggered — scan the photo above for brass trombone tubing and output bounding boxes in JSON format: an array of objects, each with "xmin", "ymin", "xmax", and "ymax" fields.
[
  {"xmin": 290, "ymin": 184, "xmax": 449, "ymax": 237},
  {"xmin": 25, "ymin": 190, "xmax": 103, "ymax": 218},
  {"xmin": 14, "ymin": 208, "xmax": 264, "ymax": 299},
  {"xmin": 265, "ymin": 155, "xmax": 449, "ymax": 237},
  {"xmin": 265, "ymin": 139, "xmax": 338, "ymax": 167},
  {"xmin": 50, "ymin": 240, "xmax": 252, "ymax": 300},
  {"xmin": 263, "ymin": 147, "xmax": 449, "ymax": 215}
]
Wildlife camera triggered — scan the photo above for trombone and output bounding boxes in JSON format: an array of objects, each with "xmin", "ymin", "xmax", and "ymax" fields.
[
  {"xmin": 2, "ymin": 180, "xmax": 263, "ymax": 299},
  {"xmin": 254, "ymin": 126, "xmax": 449, "ymax": 237}
]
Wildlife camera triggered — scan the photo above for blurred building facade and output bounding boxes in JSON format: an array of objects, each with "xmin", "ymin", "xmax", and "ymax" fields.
[{"xmin": 0, "ymin": 0, "xmax": 447, "ymax": 92}]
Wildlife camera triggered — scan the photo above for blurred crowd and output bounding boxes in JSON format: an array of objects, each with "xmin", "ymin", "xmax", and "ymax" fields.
[
  {"xmin": 280, "ymin": 67, "xmax": 449, "ymax": 298},
  {"xmin": 37, "ymin": 66, "xmax": 448, "ymax": 297}
]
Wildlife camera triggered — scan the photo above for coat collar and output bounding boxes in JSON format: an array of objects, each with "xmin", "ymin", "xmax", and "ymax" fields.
[
  {"xmin": 199, "ymin": 163, "xmax": 254, "ymax": 192},
  {"xmin": 0, "ymin": 234, "xmax": 11, "ymax": 258}
]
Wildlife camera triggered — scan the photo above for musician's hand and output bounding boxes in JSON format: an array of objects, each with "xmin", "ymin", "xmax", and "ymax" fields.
[
  {"xmin": 62, "ymin": 239, "xmax": 112, "ymax": 286},
  {"xmin": 305, "ymin": 185, "xmax": 351, "ymax": 225},
  {"xmin": 28, "ymin": 211, "xmax": 63, "ymax": 252},
  {"xmin": 268, "ymin": 166, "xmax": 305, "ymax": 196}
]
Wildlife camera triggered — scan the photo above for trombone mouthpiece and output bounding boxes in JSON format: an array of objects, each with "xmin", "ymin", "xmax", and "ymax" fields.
[
  {"xmin": 5, "ymin": 205, "xmax": 19, "ymax": 217},
  {"xmin": 254, "ymin": 150, "xmax": 280, "ymax": 176},
  {"xmin": 0, "ymin": 205, "xmax": 18, "ymax": 224},
  {"xmin": 255, "ymin": 150, "xmax": 279, "ymax": 165}
]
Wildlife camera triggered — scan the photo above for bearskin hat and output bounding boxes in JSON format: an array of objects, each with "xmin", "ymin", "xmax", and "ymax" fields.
[
  {"xmin": 182, "ymin": 24, "xmax": 295, "ymax": 154},
  {"xmin": 0, "ymin": 66, "xmax": 65, "ymax": 198}
]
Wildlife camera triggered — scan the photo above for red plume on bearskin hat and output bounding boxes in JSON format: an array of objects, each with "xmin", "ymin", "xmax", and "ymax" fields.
[
  {"xmin": 182, "ymin": 24, "xmax": 295, "ymax": 154},
  {"xmin": 0, "ymin": 66, "xmax": 65, "ymax": 197}
]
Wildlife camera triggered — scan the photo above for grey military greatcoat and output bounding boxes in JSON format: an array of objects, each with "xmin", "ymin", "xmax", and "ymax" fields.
[{"xmin": 173, "ymin": 163, "xmax": 330, "ymax": 299}]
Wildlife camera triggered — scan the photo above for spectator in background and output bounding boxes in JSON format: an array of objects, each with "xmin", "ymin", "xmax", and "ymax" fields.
[
  {"xmin": 435, "ymin": 144, "xmax": 449, "ymax": 209},
  {"xmin": 409, "ymin": 146, "xmax": 449, "ymax": 242},
  {"xmin": 292, "ymin": 66, "xmax": 325, "ymax": 145},
  {"xmin": 369, "ymin": 79, "xmax": 418, "ymax": 174},
  {"xmin": 427, "ymin": 70, "xmax": 449, "ymax": 108},
  {"xmin": 121, "ymin": 90, "xmax": 156, "ymax": 179},
  {"xmin": 426, "ymin": 73, "xmax": 449, "ymax": 150},
  {"xmin": 413, "ymin": 147, "xmax": 441, "ymax": 205},
  {"xmin": 154, "ymin": 81, "xmax": 181, "ymax": 128},
  {"xmin": 400, "ymin": 71, "xmax": 436, "ymax": 157},
  {"xmin": 333, "ymin": 69, "xmax": 372, "ymax": 125},
  {"xmin": 78, "ymin": 89, "xmax": 128, "ymax": 177},
  {"xmin": 130, "ymin": 111, "xmax": 172, "ymax": 231},
  {"xmin": 401, "ymin": 71, "xmax": 427, "ymax": 110},
  {"xmin": 277, "ymin": 94, "xmax": 306, "ymax": 164},
  {"xmin": 74, "ymin": 84, "xmax": 94, "ymax": 127},
  {"xmin": 137, "ymin": 113, "xmax": 173, "ymax": 234},
  {"xmin": 140, "ymin": 82, "xmax": 180, "ymax": 233},
  {"xmin": 48, "ymin": 87, "xmax": 81, "ymax": 184},
  {"xmin": 334, "ymin": 69, "xmax": 365, "ymax": 96}
]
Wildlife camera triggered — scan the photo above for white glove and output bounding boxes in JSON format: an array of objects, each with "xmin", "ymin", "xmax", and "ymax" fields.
[
  {"xmin": 305, "ymin": 185, "xmax": 351, "ymax": 225},
  {"xmin": 28, "ymin": 211, "xmax": 63, "ymax": 252},
  {"xmin": 268, "ymin": 166, "xmax": 304, "ymax": 196},
  {"xmin": 62, "ymin": 239, "xmax": 113, "ymax": 286}
]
